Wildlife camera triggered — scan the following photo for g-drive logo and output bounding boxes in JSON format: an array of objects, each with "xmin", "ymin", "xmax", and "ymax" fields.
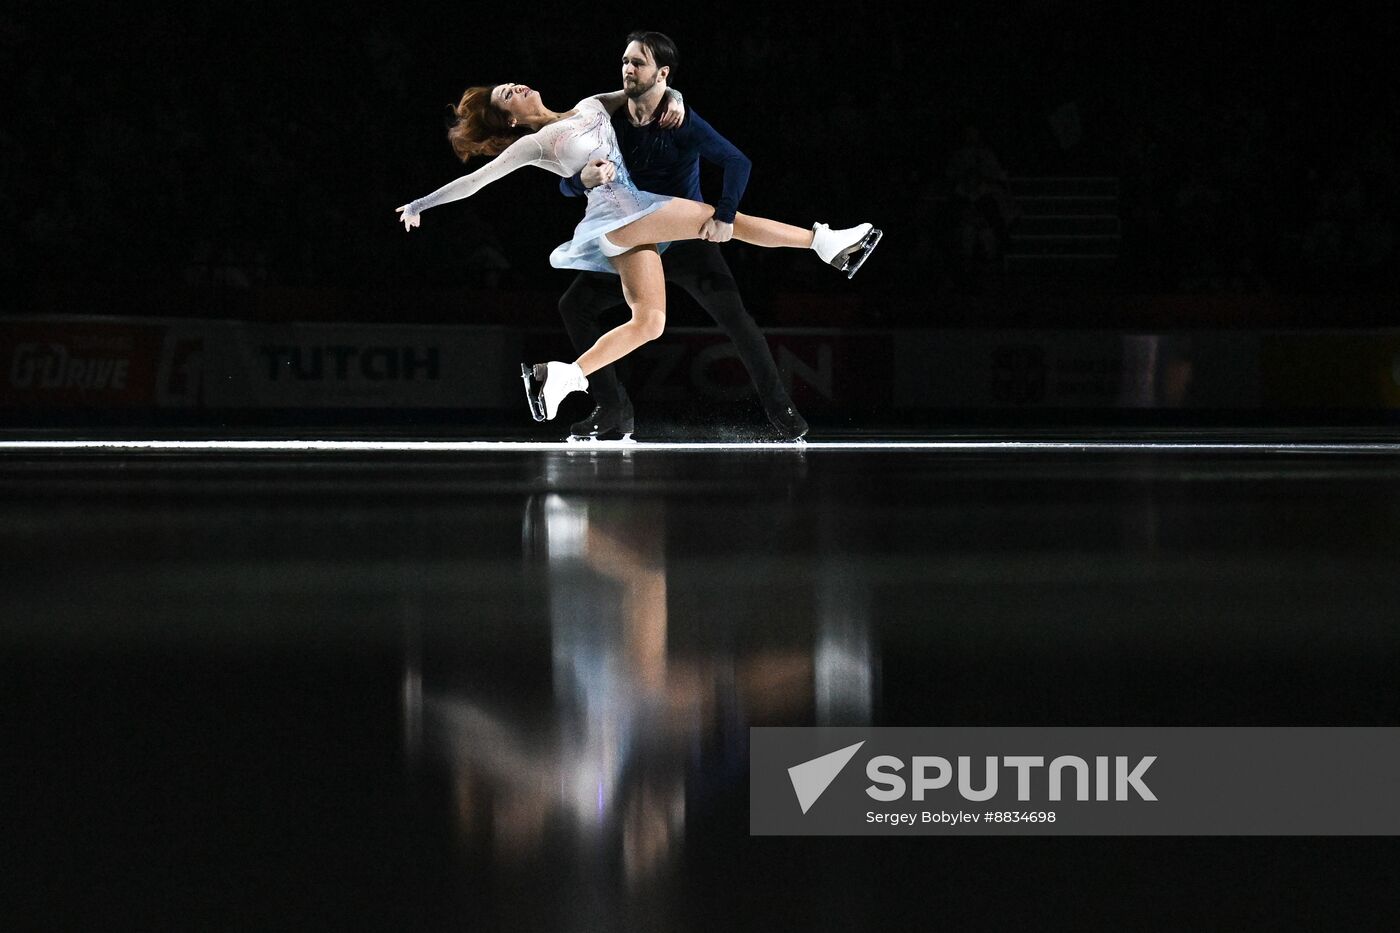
[{"xmin": 788, "ymin": 741, "xmax": 1157, "ymax": 814}]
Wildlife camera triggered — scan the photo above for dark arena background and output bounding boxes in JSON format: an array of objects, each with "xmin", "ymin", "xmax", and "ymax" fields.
[{"xmin": 4, "ymin": 1, "xmax": 1400, "ymax": 929}]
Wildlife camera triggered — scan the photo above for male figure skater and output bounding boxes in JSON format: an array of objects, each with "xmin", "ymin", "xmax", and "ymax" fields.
[{"xmin": 558, "ymin": 31, "xmax": 809, "ymax": 441}]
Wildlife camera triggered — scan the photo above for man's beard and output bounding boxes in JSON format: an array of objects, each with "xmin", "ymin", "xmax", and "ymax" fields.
[{"xmin": 624, "ymin": 76, "xmax": 657, "ymax": 99}]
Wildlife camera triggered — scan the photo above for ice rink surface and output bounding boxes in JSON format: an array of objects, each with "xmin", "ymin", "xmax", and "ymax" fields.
[{"xmin": 5, "ymin": 428, "xmax": 1400, "ymax": 929}]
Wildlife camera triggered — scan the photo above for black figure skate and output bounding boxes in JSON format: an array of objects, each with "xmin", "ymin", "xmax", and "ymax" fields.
[{"xmin": 568, "ymin": 398, "xmax": 635, "ymax": 442}]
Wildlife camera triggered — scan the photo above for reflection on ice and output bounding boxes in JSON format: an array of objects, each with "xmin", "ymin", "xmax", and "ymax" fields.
[{"xmin": 410, "ymin": 481, "xmax": 874, "ymax": 891}]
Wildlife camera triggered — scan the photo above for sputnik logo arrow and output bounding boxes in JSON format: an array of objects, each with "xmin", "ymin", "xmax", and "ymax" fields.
[{"xmin": 787, "ymin": 741, "xmax": 866, "ymax": 814}]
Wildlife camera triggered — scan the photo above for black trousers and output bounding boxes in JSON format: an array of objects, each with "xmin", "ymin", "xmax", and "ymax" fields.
[{"xmin": 557, "ymin": 241, "xmax": 790, "ymax": 409}]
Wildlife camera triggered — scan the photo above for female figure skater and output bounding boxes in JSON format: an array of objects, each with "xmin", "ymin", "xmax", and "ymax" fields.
[{"xmin": 397, "ymin": 83, "xmax": 881, "ymax": 423}]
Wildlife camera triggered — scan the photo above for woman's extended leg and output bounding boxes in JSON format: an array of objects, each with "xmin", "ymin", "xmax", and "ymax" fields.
[
  {"xmin": 607, "ymin": 198, "xmax": 879, "ymax": 275},
  {"xmin": 607, "ymin": 199, "xmax": 815, "ymax": 250}
]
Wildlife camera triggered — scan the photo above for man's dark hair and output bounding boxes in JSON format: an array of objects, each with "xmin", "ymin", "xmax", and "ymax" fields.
[{"xmin": 626, "ymin": 31, "xmax": 679, "ymax": 78}]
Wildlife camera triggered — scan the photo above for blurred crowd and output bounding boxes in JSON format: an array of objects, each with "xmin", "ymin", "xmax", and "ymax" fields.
[{"xmin": 3, "ymin": 5, "xmax": 1395, "ymax": 320}]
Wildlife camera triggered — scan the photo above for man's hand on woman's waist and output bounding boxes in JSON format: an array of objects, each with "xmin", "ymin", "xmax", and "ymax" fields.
[{"xmin": 581, "ymin": 159, "xmax": 617, "ymax": 189}]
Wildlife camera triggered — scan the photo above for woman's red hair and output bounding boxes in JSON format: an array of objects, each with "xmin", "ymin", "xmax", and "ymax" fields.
[{"xmin": 447, "ymin": 86, "xmax": 528, "ymax": 162}]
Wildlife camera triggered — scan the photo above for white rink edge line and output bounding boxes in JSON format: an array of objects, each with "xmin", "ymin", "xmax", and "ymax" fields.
[{"xmin": 2, "ymin": 440, "xmax": 1399, "ymax": 453}]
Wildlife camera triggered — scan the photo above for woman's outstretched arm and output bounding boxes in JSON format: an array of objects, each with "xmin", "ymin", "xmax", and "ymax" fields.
[{"xmin": 397, "ymin": 134, "xmax": 546, "ymax": 230}]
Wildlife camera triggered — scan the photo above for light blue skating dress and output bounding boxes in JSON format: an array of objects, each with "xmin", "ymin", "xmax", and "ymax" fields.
[{"xmin": 405, "ymin": 95, "xmax": 672, "ymax": 274}]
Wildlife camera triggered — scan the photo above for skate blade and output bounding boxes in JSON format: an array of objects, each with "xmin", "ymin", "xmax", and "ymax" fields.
[
  {"xmin": 521, "ymin": 364, "xmax": 545, "ymax": 422},
  {"xmin": 842, "ymin": 228, "xmax": 883, "ymax": 279},
  {"xmin": 566, "ymin": 434, "xmax": 636, "ymax": 445}
]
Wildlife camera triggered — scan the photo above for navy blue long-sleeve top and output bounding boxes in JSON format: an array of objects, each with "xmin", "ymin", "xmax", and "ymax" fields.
[{"xmin": 559, "ymin": 106, "xmax": 752, "ymax": 223}]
